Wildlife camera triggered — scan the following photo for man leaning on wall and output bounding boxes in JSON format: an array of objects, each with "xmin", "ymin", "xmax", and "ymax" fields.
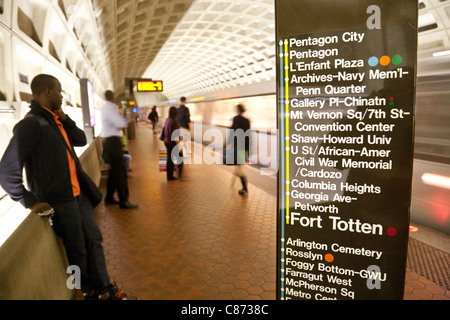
[{"xmin": 0, "ymin": 74, "xmax": 132, "ymax": 300}]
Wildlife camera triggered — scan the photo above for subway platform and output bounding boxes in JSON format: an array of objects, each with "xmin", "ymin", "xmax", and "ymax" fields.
[{"xmin": 76, "ymin": 121, "xmax": 449, "ymax": 300}]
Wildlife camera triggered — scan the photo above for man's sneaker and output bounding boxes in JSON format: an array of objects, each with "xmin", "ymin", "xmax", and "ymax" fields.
[
  {"xmin": 83, "ymin": 290, "xmax": 98, "ymax": 300},
  {"xmin": 119, "ymin": 201, "xmax": 138, "ymax": 209},
  {"xmin": 98, "ymin": 283, "xmax": 137, "ymax": 300}
]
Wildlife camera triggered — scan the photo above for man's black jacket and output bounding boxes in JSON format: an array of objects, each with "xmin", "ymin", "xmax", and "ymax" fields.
[
  {"xmin": 0, "ymin": 100, "xmax": 87, "ymax": 208},
  {"xmin": 177, "ymin": 104, "xmax": 190, "ymax": 129}
]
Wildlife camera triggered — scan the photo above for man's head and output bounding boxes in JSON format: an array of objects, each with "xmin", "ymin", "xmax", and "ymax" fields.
[
  {"xmin": 237, "ymin": 104, "xmax": 246, "ymax": 114},
  {"xmin": 105, "ymin": 90, "xmax": 115, "ymax": 102},
  {"xmin": 31, "ymin": 74, "xmax": 63, "ymax": 111},
  {"xmin": 180, "ymin": 97, "xmax": 186, "ymax": 105}
]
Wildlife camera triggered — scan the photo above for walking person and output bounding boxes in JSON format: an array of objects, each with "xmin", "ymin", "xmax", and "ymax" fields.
[
  {"xmin": 148, "ymin": 105, "xmax": 159, "ymax": 134},
  {"xmin": 229, "ymin": 104, "xmax": 251, "ymax": 195},
  {"xmin": 163, "ymin": 106, "xmax": 183, "ymax": 180},
  {"xmin": 0, "ymin": 74, "xmax": 130, "ymax": 299},
  {"xmin": 101, "ymin": 90, "xmax": 137, "ymax": 209},
  {"xmin": 177, "ymin": 97, "xmax": 191, "ymax": 156}
]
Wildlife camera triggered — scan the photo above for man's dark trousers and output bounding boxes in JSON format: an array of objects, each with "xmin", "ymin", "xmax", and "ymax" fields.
[
  {"xmin": 50, "ymin": 191, "xmax": 110, "ymax": 292},
  {"xmin": 103, "ymin": 136, "xmax": 129, "ymax": 203},
  {"xmin": 164, "ymin": 142, "xmax": 183, "ymax": 180}
]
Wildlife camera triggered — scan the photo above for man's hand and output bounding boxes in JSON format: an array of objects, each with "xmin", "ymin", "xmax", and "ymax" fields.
[
  {"xmin": 30, "ymin": 202, "xmax": 54, "ymax": 217},
  {"xmin": 54, "ymin": 107, "xmax": 67, "ymax": 121}
]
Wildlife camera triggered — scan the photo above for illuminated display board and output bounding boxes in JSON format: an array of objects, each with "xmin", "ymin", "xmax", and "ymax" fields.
[
  {"xmin": 276, "ymin": 0, "xmax": 417, "ymax": 300},
  {"xmin": 80, "ymin": 78, "xmax": 95, "ymax": 143},
  {"xmin": 137, "ymin": 80, "xmax": 163, "ymax": 92}
]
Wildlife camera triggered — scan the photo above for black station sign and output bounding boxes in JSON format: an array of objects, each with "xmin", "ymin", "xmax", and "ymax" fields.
[{"xmin": 276, "ymin": 0, "xmax": 417, "ymax": 300}]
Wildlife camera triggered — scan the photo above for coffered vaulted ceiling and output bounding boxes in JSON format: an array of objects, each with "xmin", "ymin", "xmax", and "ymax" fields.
[
  {"xmin": 92, "ymin": 0, "xmax": 195, "ymax": 98},
  {"xmin": 87, "ymin": 0, "xmax": 450, "ymax": 101}
]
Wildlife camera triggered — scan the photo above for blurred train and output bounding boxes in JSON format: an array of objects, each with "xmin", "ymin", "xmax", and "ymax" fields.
[
  {"xmin": 411, "ymin": 75, "xmax": 450, "ymax": 234},
  {"xmin": 143, "ymin": 75, "xmax": 450, "ymax": 235}
]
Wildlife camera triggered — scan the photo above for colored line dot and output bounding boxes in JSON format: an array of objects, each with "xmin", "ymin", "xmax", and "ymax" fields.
[
  {"xmin": 390, "ymin": 97, "xmax": 395, "ymax": 106},
  {"xmin": 387, "ymin": 227, "xmax": 397, "ymax": 237},
  {"xmin": 368, "ymin": 56, "xmax": 378, "ymax": 67},
  {"xmin": 392, "ymin": 55, "xmax": 403, "ymax": 65},
  {"xmin": 324, "ymin": 253, "xmax": 334, "ymax": 263},
  {"xmin": 380, "ymin": 55, "xmax": 391, "ymax": 66}
]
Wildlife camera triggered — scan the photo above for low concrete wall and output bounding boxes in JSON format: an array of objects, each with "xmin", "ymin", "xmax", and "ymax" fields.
[
  {"xmin": 0, "ymin": 213, "xmax": 72, "ymax": 300},
  {"xmin": 0, "ymin": 137, "xmax": 103, "ymax": 300}
]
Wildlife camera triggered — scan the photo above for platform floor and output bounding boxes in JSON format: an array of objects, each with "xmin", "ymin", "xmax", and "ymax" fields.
[{"xmin": 81, "ymin": 121, "xmax": 449, "ymax": 300}]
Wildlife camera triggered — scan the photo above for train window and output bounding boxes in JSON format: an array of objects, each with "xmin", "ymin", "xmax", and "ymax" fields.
[{"xmin": 415, "ymin": 76, "xmax": 450, "ymax": 163}]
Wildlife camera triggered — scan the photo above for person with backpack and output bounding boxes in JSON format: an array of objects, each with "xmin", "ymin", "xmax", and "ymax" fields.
[{"xmin": 148, "ymin": 105, "xmax": 159, "ymax": 134}]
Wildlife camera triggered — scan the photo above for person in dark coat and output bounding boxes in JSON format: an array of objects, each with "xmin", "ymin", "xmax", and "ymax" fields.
[
  {"xmin": 148, "ymin": 105, "xmax": 159, "ymax": 134},
  {"xmin": 0, "ymin": 74, "xmax": 130, "ymax": 299},
  {"xmin": 229, "ymin": 104, "xmax": 251, "ymax": 195},
  {"xmin": 177, "ymin": 97, "xmax": 191, "ymax": 156},
  {"xmin": 163, "ymin": 106, "xmax": 183, "ymax": 180}
]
